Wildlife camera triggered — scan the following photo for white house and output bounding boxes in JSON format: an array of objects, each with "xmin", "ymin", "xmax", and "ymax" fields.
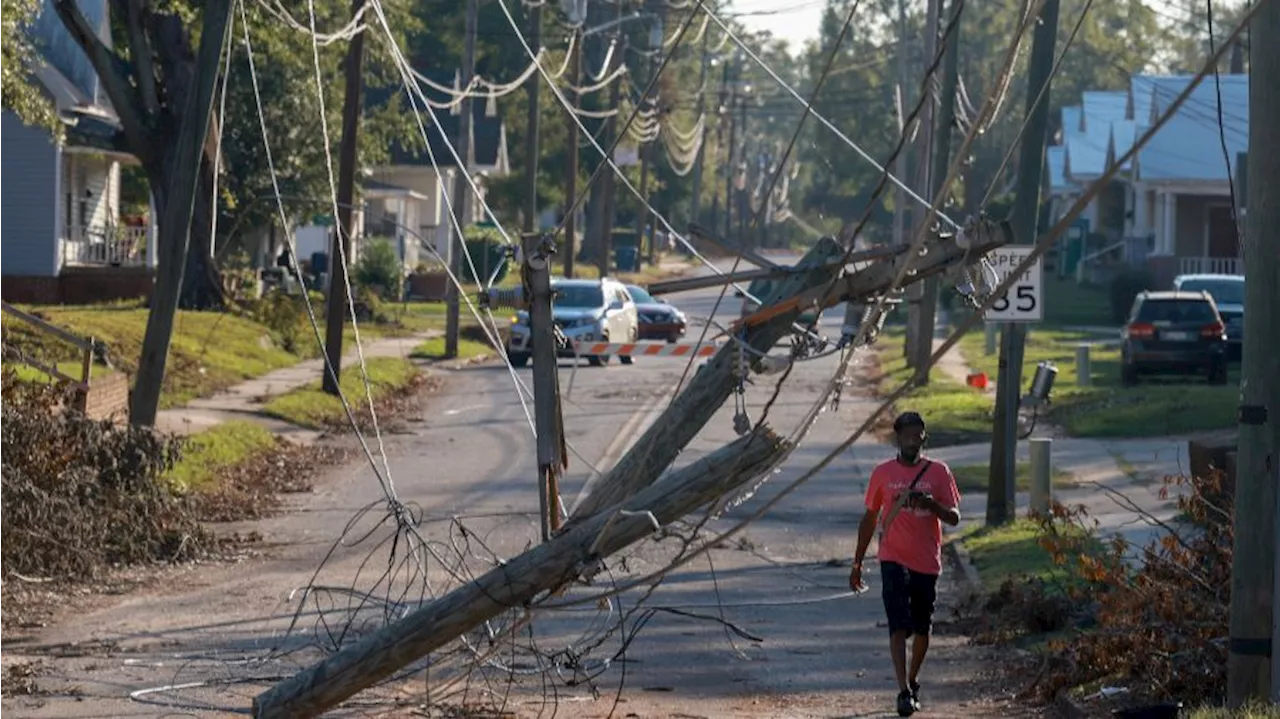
[{"xmin": 1, "ymin": 0, "xmax": 157, "ymax": 304}]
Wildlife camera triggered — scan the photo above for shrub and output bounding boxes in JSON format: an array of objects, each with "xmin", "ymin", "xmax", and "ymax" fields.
[
  {"xmin": 354, "ymin": 237, "xmax": 404, "ymax": 300},
  {"xmin": 994, "ymin": 471, "xmax": 1233, "ymax": 708},
  {"xmin": 247, "ymin": 290, "xmax": 311, "ymax": 354},
  {"xmin": 1109, "ymin": 267, "xmax": 1156, "ymax": 324},
  {"xmin": 0, "ymin": 370, "xmax": 209, "ymax": 579}
]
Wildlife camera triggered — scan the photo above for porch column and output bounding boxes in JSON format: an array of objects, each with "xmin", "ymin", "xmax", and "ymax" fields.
[
  {"xmin": 1160, "ymin": 190, "xmax": 1177, "ymax": 255},
  {"xmin": 147, "ymin": 192, "xmax": 159, "ymax": 269}
]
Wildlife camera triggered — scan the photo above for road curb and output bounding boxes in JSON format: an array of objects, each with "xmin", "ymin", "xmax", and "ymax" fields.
[{"xmin": 943, "ymin": 538, "xmax": 983, "ymax": 595}]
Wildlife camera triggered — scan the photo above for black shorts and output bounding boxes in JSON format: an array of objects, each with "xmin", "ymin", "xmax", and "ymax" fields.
[{"xmin": 880, "ymin": 560, "xmax": 939, "ymax": 637}]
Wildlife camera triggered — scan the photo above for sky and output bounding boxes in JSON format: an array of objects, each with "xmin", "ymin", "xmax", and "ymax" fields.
[{"xmin": 731, "ymin": 0, "xmax": 1191, "ymax": 57}]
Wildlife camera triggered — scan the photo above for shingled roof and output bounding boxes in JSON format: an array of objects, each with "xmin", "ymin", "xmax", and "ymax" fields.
[{"xmin": 365, "ymin": 69, "xmax": 508, "ymax": 171}]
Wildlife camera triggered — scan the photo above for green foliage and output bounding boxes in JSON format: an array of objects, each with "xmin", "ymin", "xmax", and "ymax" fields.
[
  {"xmin": 461, "ymin": 226, "xmax": 511, "ymax": 285},
  {"xmin": 1, "ymin": 0, "xmax": 59, "ymax": 135},
  {"xmin": 247, "ymin": 290, "xmax": 311, "ymax": 354},
  {"xmin": 354, "ymin": 237, "xmax": 404, "ymax": 301},
  {"xmin": 166, "ymin": 420, "xmax": 278, "ymax": 490},
  {"xmin": 1109, "ymin": 267, "xmax": 1156, "ymax": 324}
]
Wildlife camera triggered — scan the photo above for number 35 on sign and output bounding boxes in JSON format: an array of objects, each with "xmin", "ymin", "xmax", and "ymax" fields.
[{"xmin": 983, "ymin": 247, "xmax": 1043, "ymax": 322}]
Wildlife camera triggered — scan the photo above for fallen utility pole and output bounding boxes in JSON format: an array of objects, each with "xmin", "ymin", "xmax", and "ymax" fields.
[
  {"xmin": 986, "ymin": 0, "xmax": 1059, "ymax": 526},
  {"xmin": 445, "ymin": 0, "xmax": 478, "ymax": 359},
  {"xmin": 321, "ymin": 0, "xmax": 369, "ymax": 395},
  {"xmin": 687, "ymin": 222, "xmax": 781, "ymax": 271},
  {"xmin": 523, "ymin": 233, "xmax": 567, "ymax": 541},
  {"xmin": 1239, "ymin": 0, "xmax": 1280, "ymax": 703},
  {"xmin": 646, "ymin": 245, "xmax": 900, "ymax": 296},
  {"xmin": 251, "ymin": 429, "xmax": 790, "ymax": 718},
  {"xmin": 911, "ymin": 0, "xmax": 962, "ymax": 385},
  {"xmin": 571, "ymin": 221, "xmax": 1011, "ymax": 521}
]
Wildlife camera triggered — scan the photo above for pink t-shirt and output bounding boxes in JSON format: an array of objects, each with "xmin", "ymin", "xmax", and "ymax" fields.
[{"xmin": 864, "ymin": 457, "xmax": 961, "ymax": 576}]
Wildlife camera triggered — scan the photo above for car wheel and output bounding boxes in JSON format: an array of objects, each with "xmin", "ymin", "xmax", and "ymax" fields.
[{"xmin": 510, "ymin": 352, "xmax": 530, "ymax": 368}]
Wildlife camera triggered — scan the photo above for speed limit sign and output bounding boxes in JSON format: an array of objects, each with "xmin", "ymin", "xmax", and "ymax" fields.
[{"xmin": 983, "ymin": 247, "xmax": 1043, "ymax": 322}]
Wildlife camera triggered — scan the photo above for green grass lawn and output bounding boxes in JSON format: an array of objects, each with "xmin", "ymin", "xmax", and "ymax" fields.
[
  {"xmin": 953, "ymin": 325, "xmax": 1239, "ymax": 437},
  {"xmin": 166, "ymin": 420, "xmax": 278, "ymax": 491},
  {"xmin": 873, "ymin": 329, "xmax": 995, "ymax": 446},
  {"xmin": 957, "ymin": 518, "xmax": 1096, "ymax": 592},
  {"xmin": 1041, "ymin": 276, "xmax": 1113, "ymax": 327},
  {"xmin": 262, "ymin": 357, "xmax": 421, "ymax": 430},
  {"xmin": 950, "ymin": 462, "xmax": 1076, "ymax": 493},
  {"xmin": 411, "ymin": 337, "xmax": 495, "ymax": 361},
  {"xmin": 1, "ymin": 301, "xmax": 444, "ymax": 409},
  {"xmin": 1187, "ymin": 704, "xmax": 1280, "ymax": 719}
]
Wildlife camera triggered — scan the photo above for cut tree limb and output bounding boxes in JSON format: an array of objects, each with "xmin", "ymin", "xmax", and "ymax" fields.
[{"xmin": 252, "ymin": 427, "xmax": 791, "ymax": 718}]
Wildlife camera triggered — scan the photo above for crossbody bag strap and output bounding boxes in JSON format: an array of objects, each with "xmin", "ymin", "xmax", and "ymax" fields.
[{"xmin": 879, "ymin": 460, "xmax": 934, "ymax": 538}]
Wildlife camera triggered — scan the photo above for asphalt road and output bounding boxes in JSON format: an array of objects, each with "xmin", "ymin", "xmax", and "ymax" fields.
[{"xmin": 2, "ymin": 254, "xmax": 1026, "ymax": 718}]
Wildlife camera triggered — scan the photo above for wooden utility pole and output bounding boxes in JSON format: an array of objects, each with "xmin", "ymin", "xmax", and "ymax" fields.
[
  {"xmin": 986, "ymin": 0, "xmax": 1059, "ymax": 526},
  {"xmin": 911, "ymin": 0, "xmax": 962, "ymax": 383},
  {"xmin": 1239, "ymin": 0, "xmax": 1280, "ymax": 703},
  {"xmin": 563, "ymin": 29, "xmax": 581, "ymax": 278},
  {"xmin": 130, "ymin": 0, "xmax": 234, "ymax": 424},
  {"xmin": 321, "ymin": 0, "xmax": 368, "ymax": 395},
  {"xmin": 445, "ymin": 0, "xmax": 478, "ymax": 359},
  {"xmin": 598, "ymin": 34, "xmax": 627, "ymax": 277},
  {"xmin": 524, "ymin": 233, "xmax": 566, "ymax": 541},
  {"xmin": 523, "ymin": 2, "xmax": 543, "ymax": 235},
  {"xmin": 904, "ymin": 0, "xmax": 939, "ymax": 368},
  {"xmin": 637, "ymin": 48, "xmax": 660, "ymax": 269},
  {"xmin": 688, "ymin": 23, "xmax": 711, "ymax": 229}
]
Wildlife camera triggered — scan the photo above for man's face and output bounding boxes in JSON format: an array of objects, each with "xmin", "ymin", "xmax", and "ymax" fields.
[{"xmin": 896, "ymin": 425, "xmax": 925, "ymax": 459}]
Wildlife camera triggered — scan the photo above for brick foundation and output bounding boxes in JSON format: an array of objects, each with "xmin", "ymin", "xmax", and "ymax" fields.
[
  {"xmin": 3, "ymin": 267, "xmax": 155, "ymax": 305},
  {"xmin": 73, "ymin": 371, "xmax": 131, "ymax": 422}
]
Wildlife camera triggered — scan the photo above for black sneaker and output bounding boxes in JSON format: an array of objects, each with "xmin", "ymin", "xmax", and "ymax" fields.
[
  {"xmin": 897, "ymin": 689, "xmax": 916, "ymax": 717},
  {"xmin": 909, "ymin": 680, "xmax": 921, "ymax": 710}
]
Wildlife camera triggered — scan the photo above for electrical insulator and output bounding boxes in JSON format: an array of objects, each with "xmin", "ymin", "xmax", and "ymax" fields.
[{"xmin": 481, "ymin": 286, "xmax": 526, "ymax": 311}]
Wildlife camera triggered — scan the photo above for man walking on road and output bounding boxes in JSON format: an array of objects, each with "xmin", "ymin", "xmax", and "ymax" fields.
[{"xmin": 850, "ymin": 411, "xmax": 962, "ymax": 717}]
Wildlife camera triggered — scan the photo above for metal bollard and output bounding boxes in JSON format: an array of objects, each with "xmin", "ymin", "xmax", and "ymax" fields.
[
  {"xmin": 1029, "ymin": 438, "xmax": 1052, "ymax": 515},
  {"xmin": 985, "ymin": 322, "xmax": 997, "ymax": 355},
  {"xmin": 1076, "ymin": 344, "xmax": 1091, "ymax": 387}
]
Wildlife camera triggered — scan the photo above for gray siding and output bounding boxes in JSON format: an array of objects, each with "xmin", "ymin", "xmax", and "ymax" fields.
[{"xmin": 1, "ymin": 112, "xmax": 60, "ymax": 276}]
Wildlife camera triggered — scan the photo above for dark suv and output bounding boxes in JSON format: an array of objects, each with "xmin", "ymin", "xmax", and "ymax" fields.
[{"xmin": 1120, "ymin": 290, "xmax": 1229, "ymax": 386}]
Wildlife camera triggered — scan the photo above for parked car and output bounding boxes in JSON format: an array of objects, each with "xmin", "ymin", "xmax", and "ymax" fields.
[
  {"xmin": 507, "ymin": 277, "xmax": 639, "ymax": 367},
  {"xmin": 1120, "ymin": 290, "xmax": 1229, "ymax": 386},
  {"xmin": 625, "ymin": 284, "xmax": 687, "ymax": 342},
  {"xmin": 1173, "ymin": 273, "xmax": 1244, "ymax": 360}
]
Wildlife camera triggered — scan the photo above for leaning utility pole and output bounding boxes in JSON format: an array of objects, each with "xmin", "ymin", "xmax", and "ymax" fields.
[
  {"xmin": 563, "ymin": 29, "xmax": 581, "ymax": 278},
  {"xmin": 911, "ymin": 0, "xmax": 962, "ymax": 383},
  {"xmin": 130, "ymin": 0, "xmax": 234, "ymax": 425},
  {"xmin": 523, "ymin": 233, "xmax": 566, "ymax": 541},
  {"xmin": 445, "ymin": 0, "xmax": 478, "ymax": 359},
  {"xmin": 986, "ymin": 0, "xmax": 1059, "ymax": 526},
  {"xmin": 1240, "ymin": 0, "xmax": 1280, "ymax": 703},
  {"xmin": 322, "ymin": 0, "xmax": 369, "ymax": 395},
  {"xmin": 523, "ymin": 1, "xmax": 543, "ymax": 235},
  {"xmin": 904, "ymin": 0, "xmax": 939, "ymax": 368}
]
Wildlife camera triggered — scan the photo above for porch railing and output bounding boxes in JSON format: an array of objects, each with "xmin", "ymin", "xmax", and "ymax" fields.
[
  {"xmin": 1178, "ymin": 256, "xmax": 1243, "ymax": 277},
  {"xmin": 62, "ymin": 225, "xmax": 148, "ymax": 267}
]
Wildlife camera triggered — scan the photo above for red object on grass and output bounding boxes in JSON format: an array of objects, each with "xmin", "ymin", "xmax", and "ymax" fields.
[{"xmin": 966, "ymin": 372, "xmax": 988, "ymax": 390}]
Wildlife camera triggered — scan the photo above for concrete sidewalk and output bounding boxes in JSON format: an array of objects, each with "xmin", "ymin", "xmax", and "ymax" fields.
[{"xmin": 154, "ymin": 329, "xmax": 440, "ymax": 442}]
